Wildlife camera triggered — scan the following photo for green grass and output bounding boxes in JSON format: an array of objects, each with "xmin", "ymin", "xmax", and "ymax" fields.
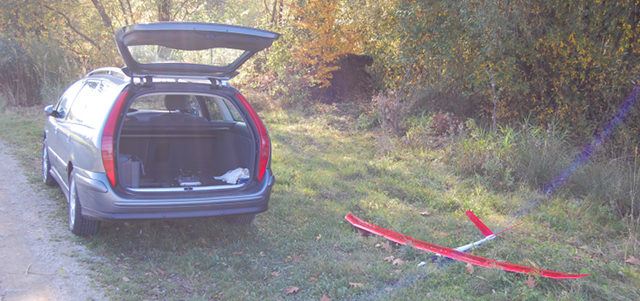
[{"xmin": 1, "ymin": 101, "xmax": 639, "ymax": 300}]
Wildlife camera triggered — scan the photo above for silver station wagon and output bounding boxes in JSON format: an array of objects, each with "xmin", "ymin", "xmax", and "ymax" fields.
[{"xmin": 42, "ymin": 23, "xmax": 278, "ymax": 236}]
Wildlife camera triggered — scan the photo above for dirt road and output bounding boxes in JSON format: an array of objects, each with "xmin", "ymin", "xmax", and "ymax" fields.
[{"xmin": 0, "ymin": 141, "xmax": 103, "ymax": 300}]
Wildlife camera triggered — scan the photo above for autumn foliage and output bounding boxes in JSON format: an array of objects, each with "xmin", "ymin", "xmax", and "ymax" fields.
[
  {"xmin": 288, "ymin": 0, "xmax": 361, "ymax": 88},
  {"xmin": 2, "ymin": 0, "xmax": 640, "ymax": 142}
]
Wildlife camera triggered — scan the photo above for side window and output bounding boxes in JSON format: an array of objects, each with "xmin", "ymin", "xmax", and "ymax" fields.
[
  {"xmin": 202, "ymin": 97, "xmax": 243, "ymax": 122},
  {"xmin": 67, "ymin": 81, "xmax": 95, "ymax": 124},
  {"xmin": 204, "ymin": 98, "xmax": 225, "ymax": 121},
  {"xmin": 223, "ymin": 98, "xmax": 244, "ymax": 122},
  {"xmin": 67, "ymin": 80, "xmax": 114, "ymax": 128},
  {"xmin": 55, "ymin": 81, "xmax": 84, "ymax": 118}
]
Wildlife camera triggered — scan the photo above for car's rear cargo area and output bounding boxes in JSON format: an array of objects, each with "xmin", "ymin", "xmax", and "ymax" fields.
[{"xmin": 116, "ymin": 93, "xmax": 254, "ymax": 189}]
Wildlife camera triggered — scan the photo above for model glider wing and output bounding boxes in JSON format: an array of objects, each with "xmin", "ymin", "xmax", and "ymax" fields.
[
  {"xmin": 345, "ymin": 213, "xmax": 589, "ymax": 279},
  {"xmin": 465, "ymin": 210, "xmax": 494, "ymax": 237}
]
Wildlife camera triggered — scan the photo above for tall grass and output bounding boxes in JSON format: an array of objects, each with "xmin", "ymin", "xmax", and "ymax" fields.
[
  {"xmin": 0, "ymin": 37, "xmax": 79, "ymax": 107},
  {"xmin": 431, "ymin": 118, "xmax": 640, "ymax": 217}
]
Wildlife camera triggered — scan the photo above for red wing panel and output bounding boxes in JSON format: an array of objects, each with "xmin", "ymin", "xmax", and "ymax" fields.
[
  {"xmin": 465, "ymin": 210, "xmax": 494, "ymax": 237},
  {"xmin": 345, "ymin": 213, "xmax": 589, "ymax": 279}
]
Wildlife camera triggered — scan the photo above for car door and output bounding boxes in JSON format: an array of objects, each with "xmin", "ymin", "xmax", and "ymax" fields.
[{"xmin": 46, "ymin": 80, "xmax": 85, "ymax": 189}]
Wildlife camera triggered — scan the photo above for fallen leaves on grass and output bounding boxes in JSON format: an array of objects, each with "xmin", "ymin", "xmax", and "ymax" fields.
[
  {"xmin": 465, "ymin": 263, "xmax": 474, "ymax": 275},
  {"xmin": 383, "ymin": 256, "xmax": 404, "ymax": 266},
  {"xmin": 271, "ymin": 271, "xmax": 281, "ymax": 277},
  {"xmin": 349, "ymin": 282, "xmax": 365, "ymax": 288},
  {"xmin": 625, "ymin": 256, "xmax": 640, "ymax": 265},
  {"xmin": 392, "ymin": 258, "xmax": 404, "ymax": 266},
  {"xmin": 376, "ymin": 241, "xmax": 393, "ymax": 252},
  {"xmin": 321, "ymin": 296, "xmax": 331, "ymax": 301},
  {"xmin": 526, "ymin": 276, "xmax": 537, "ymax": 288},
  {"xmin": 420, "ymin": 210, "xmax": 431, "ymax": 216},
  {"xmin": 316, "ymin": 234, "xmax": 322, "ymax": 241},
  {"xmin": 285, "ymin": 286, "xmax": 299, "ymax": 295}
]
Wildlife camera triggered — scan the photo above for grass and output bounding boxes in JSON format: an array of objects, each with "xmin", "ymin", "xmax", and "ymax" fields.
[{"xmin": 1, "ymin": 99, "xmax": 639, "ymax": 300}]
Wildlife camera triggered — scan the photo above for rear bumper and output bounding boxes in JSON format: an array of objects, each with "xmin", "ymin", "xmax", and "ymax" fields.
[{"xmin": 74, "ymin": 168, "xmax": 274, "ymax": 220}]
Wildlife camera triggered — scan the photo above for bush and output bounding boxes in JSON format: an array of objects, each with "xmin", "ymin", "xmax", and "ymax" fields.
[
  {"xmin": 441, "ymin": 119, "xmax": 640, "ymax": 216},
  {"xmin": 27, "ymin": 38, "xmax": 80, "ymax": 105},
  {"xmin": 0, "ymin": 37, "xmax": 41, "ymax": 106}
]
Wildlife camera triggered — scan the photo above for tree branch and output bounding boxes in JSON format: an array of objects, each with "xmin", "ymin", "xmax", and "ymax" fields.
[
  {"xmin": 117, "ymin": 0, "xmax": 130, "ymax": 25},
  {"xmin": 90, "ymin": 0, "xmax": 113, "ymax": 32},
  {"xmin": 43, "ymin": 4, "xmax": 100, "ymax": 50}
]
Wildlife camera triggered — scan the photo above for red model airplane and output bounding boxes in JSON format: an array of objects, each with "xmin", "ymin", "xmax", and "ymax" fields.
[{"xmin": 345, "ymin": 212, "xmax": 589, "ymax": 279}]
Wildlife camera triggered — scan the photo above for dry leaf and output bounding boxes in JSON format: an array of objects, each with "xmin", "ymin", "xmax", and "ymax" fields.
[
  {"xmin": 293, "ymin": 255, "xmax": 302, "ymax": 262},
  {"xmin": 420, "ymin": 210, "xmax": 431, "ymax": 216},
  {"xmin": 232, "ymin": 251, "xmax": 243, "ymax": 256},
  {"xmin": 392, "ymin": 258, "xmax": 405, "ymax": 266},
  {"xmin": 526, "ymin": 275, "xmax": 537, "ymax": 288},
  {"xmin": 122, "ymin": 276, "xmax": 130, "ymax": 282},
  {"xmin": 383, "ymin": 256, "xmax": 395, "ymax": 263},
  {"xmin": 316, "ymin": 234, "xmax": 322, "ymax": 241},
  {"xmin": 321, "ymin": 296, "xmax": 331, "ymax": 301},
  {"xmin": 285, "ymin": 286, "xmax": 299, "ymax": 295},
  {"xmin": 349, "ymin": 282, "xmax": 365, "ymax": 288},
  {"xmin": 309, "ymin": 277, "xmax": 318, "ymax": 282},
  {"xmin": 625, "ymin": 256, "xmax": 640, "ymax": 266},
  {"xmin": 381, "ymin": 241, "xmax": 393, "ymax": 253},
  {"xmin": 271, "ymin": 271, "xmax": 281, "ymax": 277},
  {"xmin": 465, "ymin": 262, "xmax": 474, "ymax": 274}
]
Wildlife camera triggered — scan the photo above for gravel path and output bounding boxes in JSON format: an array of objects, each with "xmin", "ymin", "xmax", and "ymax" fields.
[{"xmin": 0, "ymin": 140, "xmax": 104, "ymax": 301}]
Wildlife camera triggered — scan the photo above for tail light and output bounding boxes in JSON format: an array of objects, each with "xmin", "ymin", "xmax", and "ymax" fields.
[
  {"xmin": 235, "ymin": 93, "xmax": 270, "ymax": 182},
  {"xmin": 101, "ymin": 89, "xmax": 130, "ymax": 187}
]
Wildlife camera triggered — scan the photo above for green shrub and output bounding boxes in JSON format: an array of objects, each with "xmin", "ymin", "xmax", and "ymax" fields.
[
  {"xmin": 440, "ymin": 118, "xmax": 640, "ymax": 216},
  {"xmin": 0, "ymin": 37, "xmax": 41, "ymax": 106},
  {"xmin": 26, "ymin": 38, "xmax": 79, "ymax": 105}
]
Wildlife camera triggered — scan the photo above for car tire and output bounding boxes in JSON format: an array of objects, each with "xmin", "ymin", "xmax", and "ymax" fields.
[
  {"xmin": 224, "ymin": 213, "xmax": 255, "ymax": 225},
  {"xmin": 42, "ymin": 144, "xmax": 56, "ymax": 187},
  {"xmin": 68, "ymin": 171, "xmax": 99, "ymax": 236}
]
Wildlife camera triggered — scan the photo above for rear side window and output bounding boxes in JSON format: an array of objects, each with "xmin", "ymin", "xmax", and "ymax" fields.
[
  {"xmin": 67, "ymin": 81, "xmax": 117, "ymax": 128},
  {"xmin": 55, "ymin": 81, "xmax": 84, "ymax": 118}
]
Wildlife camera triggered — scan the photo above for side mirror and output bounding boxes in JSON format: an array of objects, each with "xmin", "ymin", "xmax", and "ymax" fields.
[{"xmin": 44, "ymin": 105, "xmax": 58, "ymax": 117}]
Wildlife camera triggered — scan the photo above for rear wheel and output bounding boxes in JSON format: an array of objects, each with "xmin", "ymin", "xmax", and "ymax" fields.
[
  {"xmin": 42, "ymin": 144, "xmax": 56, "ymax": 186},
  {"xmin": 224, "ymin": 213, "xmax": 255, "ymax": 225},
  {"xmin": 68, "ymin": 171, "xmax": 99, "ymax": 236}
]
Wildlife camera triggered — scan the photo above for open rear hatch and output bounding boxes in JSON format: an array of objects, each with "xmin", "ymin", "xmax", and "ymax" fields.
[{"xmin": 115, "ymin": 22, "xmax": 279, "ymax": 79}]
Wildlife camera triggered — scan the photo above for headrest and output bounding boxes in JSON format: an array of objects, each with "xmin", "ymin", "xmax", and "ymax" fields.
[{"xmin": 164, "ymin": 95, "xmax": 189, "ymax": 111}]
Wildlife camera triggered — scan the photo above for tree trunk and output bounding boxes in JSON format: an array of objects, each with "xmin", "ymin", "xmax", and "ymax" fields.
[
  {"xmin": 90, "ymin": 0, "xmax": 113, "ymax": 31},
  {"xmin": 157, "ymin": 0, "xmax": 172, "ymax": 21}
]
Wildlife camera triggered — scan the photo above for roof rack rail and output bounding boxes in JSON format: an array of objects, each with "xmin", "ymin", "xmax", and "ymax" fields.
[{"xmin": 86, "ymin": 67, "xmax": 127, "ymax": 79}]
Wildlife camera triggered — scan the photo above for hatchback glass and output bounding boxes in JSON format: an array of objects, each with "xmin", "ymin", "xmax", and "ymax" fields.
[{"xmin": 128, "ymin": 45, "xmax": 246, "ymax": 67}]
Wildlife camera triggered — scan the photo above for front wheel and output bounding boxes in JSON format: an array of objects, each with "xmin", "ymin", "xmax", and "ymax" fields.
[
  {"xmin": 68, "ymin": 171, "xmax": 99, "ymax": 236},
  {"xmin": 42, "ymin": 144, "xmax": 56, "ymax": 186}
]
